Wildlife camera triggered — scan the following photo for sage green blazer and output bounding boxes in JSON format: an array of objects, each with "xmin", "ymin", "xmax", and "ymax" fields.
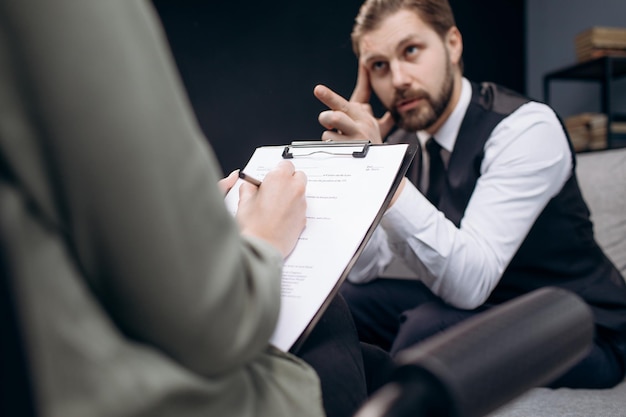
[{"xmin": 0, "ymin": 1, "xmax": 323, "ymax": 416}]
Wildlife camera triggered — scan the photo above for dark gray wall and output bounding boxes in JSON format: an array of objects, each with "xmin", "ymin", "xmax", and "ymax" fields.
[
  {"xmin": 154, "ymin": 1, "xmax": 524, "ymax": 174},
  {"xmin": 526, "ymin": 0, "xmax": 626, "ymax": 118},
  {"xmin": 154, "ymin": 1, "xmax": 363, "ymax": 174}
]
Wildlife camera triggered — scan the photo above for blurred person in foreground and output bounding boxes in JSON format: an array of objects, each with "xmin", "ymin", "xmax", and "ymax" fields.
[{"xmin": 0, "ymin": 1, "xmax": 392, "ymax": 417}]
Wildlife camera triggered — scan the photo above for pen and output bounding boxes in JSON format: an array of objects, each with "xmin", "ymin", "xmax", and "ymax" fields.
[{"xmin": 239, "ymin": 170, "xmax": 262, "ymax": 186}]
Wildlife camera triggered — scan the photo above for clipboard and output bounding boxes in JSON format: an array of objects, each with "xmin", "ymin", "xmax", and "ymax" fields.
[
  {"xmin": 224, "ymin": 140, "xmax": 417, "ymax": 353},
  {"xmin": 282, "ymin": 140, "xmax": 371, "ymax": 159}
]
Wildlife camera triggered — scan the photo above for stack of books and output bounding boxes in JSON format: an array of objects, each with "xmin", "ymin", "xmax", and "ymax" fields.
[
  {"xmin": 611, "ymin": 118, "xmax": 626, "ymax": 146},
  {"xmin": 564, "ymin": 113, "xmax": 608, "ymax": 152},
  {"xmin": 575, "ymin": 26, "xmax": 626, "ymax": 62}
]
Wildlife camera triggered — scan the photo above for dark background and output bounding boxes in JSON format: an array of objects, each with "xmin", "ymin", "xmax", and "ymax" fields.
[{"xmin": 152, "ymin": 1, "xmax": 525, "ymax": 174}]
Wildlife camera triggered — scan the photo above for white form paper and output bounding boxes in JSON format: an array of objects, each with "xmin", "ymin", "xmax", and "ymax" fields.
[{"xmin": 224, "ymin": 143, "xmax": 410, "ymax": 351}]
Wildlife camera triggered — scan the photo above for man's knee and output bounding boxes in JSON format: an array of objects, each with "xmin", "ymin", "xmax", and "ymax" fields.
[
  {"xmin": 392, "ymin": 302, "xmax": 480, "ymax": 355},
  {"xmin": 340, "ymin": 281, "xmax": 373, "ymax": 308},
  {"xmin": 339, "ymin": 281, "xmax": 400, "ymax": 350},
  {"xmin": 339, "ymin": 281, "xmax": 377, "ymax": 331}
]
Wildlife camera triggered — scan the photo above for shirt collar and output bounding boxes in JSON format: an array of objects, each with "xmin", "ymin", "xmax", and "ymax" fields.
[{"xmin": 416, "ymin": 77, "xmax": 472, "ymax": 153}]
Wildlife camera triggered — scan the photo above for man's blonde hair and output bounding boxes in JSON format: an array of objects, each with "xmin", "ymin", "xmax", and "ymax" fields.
[{"xmin": 351, "ymin": 0, "xmax": 458, "ymax": 56}]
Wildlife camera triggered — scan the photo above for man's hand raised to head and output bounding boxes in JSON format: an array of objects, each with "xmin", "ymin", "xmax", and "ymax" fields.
[{"xmin": 314, "ymin": 65, "xmax": 395, "ymax": 144}]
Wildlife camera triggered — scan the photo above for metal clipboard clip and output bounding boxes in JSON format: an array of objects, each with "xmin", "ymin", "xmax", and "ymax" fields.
[{"xmin": 282, "ymin": 140, "xmax": 371, "ymax": 159}]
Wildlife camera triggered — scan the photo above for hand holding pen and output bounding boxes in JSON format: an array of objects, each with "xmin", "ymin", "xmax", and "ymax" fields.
[
  {"xmin": 218, "ymin": 169, "xmax": 262, "ymax": 195},
  {"xmin": 235, "ymin": 161, "xmax": 308, "ymax": 258},
  {"xmin": 239, "ymin": 171, "xmax": 262, "ymax": 187}
]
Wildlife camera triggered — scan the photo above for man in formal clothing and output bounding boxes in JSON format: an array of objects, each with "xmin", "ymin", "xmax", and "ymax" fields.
[
  {"xmin": 0, "ymin": 1, "xmax": 391, "ymax": 417},
  {"xmin": 314, "ymin": 0, "xmax": 626, "ymax": 389}
]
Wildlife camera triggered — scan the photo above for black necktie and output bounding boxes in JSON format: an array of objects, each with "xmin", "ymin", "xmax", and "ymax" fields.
[{"xmin": 426, "ymin": 137, "xmax": 444, "ymax": 206}]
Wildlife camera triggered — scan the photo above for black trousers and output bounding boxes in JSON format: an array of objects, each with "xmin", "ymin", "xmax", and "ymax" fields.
[
  {"xmin": 341, "ymin": 278, "xmax": 626, "ymax": 389},
  {"xmin": 297, "ymin": 294, "xmax": 395, "ymax": 417}
]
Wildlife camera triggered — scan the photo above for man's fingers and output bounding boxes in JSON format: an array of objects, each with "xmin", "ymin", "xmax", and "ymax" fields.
[
  {"xmin": 317, "ymin": 110, "xmax": 336, "ymax": 130},
  {"xmin": 315, "ymin": 78, "xmax": 392, "ymax": 143},
  {"xmin": 314, "ymin": 84, "xmax": 350, "ymax": 113},
  {"xmin": 315, "ymin": 84, "xmax": 375, "ymax": 134},
  {"xmin": 378, "ymin": 111, "xmax": 396, "ymax": 139},
  {"xmin": 350, "ymin": 64, "xmax": 371, "ymax": 103},
  {"xmin": 318, "ymin": 110, "xmax": 359, "ymax": 134},
  {"xmin": 321, "ymin": 130, "xmax": 347, "ymax": 142}
]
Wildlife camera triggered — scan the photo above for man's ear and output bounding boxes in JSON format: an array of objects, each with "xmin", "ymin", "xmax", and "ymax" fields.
[{"xmin": 446, "ymin": 26, "xmax": 463, "ymax": 67}]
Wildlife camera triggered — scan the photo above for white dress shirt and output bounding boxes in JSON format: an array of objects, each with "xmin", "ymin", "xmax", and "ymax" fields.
[{"xmin": 348, "ymin": 78, "xmax": 573, "ymax": 309}]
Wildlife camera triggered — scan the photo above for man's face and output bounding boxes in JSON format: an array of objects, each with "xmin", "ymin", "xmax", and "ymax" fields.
[{"xmin": 358, "ymin": 9, "xmax": 460, "ymax": 132}]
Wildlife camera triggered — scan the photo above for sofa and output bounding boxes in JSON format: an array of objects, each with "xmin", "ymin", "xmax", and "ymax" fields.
[{"xmin": 489, "ymin": 146, "xmax": 626, "ymax": 417}]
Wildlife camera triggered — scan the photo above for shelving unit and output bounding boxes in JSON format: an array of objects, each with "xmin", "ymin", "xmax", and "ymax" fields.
[{"xmin": 543, "ymin": 56, "xmax": 626, "ymax": 149}]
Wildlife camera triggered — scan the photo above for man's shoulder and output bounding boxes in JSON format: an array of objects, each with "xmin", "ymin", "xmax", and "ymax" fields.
[
  {"xmin": 385, "ymin": 128, "xmax": 416, "ymax": 145},
  {"xmin": 470, "ymin": 81, "xmax": 534, "ymax": 116}
]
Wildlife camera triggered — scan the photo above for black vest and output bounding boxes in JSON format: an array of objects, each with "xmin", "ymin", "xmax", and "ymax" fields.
[{"xmin": 388, "ymin": 82, "xmax": 626, "ymax": 333}]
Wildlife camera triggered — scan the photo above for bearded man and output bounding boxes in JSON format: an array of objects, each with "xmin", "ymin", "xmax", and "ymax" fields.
[{"xmin": 314, "ymin": 0, "xmax": 626, "ymax": 389}]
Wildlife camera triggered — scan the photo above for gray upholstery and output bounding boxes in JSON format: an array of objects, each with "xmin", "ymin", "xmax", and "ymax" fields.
[
  {"xmin": 577, "ymin": 148, "xmax": 626, "ymax": 275},
  {"xmin": 489, "ymin": 147, "xmax": 626, "ymax": 416}
]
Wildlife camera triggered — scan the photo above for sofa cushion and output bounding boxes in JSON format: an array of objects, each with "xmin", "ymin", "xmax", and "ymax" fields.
[
  {"xmin": 576, "ymin": 147, "xmax": 626, "ymax": 277},
  {"xmin": 488, "ymin": 384, "xmax": 626, "ymax": 417}
]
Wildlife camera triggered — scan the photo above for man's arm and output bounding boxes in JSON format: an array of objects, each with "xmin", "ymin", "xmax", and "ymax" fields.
[{"xmin": 380, "ymin": 103, "xmax": 572, "ymax": 309}]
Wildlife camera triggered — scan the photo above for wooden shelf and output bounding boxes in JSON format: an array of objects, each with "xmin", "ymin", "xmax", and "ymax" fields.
[
  {"xmin": 543, "ymin": 56, "xmax": 626, "ymax": 150},
  {"xmin": 544, "ymin": 56, "xmax": 626, "ymax": 81}
]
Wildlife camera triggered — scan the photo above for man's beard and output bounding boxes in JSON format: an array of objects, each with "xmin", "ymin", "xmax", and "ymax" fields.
[{"xmin": 390, "ymin": 61, "xmax": 455, "ymax": 132}]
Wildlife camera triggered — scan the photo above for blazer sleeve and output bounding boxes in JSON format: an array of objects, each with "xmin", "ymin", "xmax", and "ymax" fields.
[{"xmin": 1, "ymin": 0, "xmax": 283, "ymax": 377}]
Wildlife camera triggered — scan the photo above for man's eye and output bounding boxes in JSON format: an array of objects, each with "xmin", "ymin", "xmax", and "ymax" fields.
[
  {"xmin": 406, "ymin": 45, "xmax": 419, "ymax": 56},
  {"xmin": 371, "ymin": 61, "xmax": 387, "ymax": 72}
]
